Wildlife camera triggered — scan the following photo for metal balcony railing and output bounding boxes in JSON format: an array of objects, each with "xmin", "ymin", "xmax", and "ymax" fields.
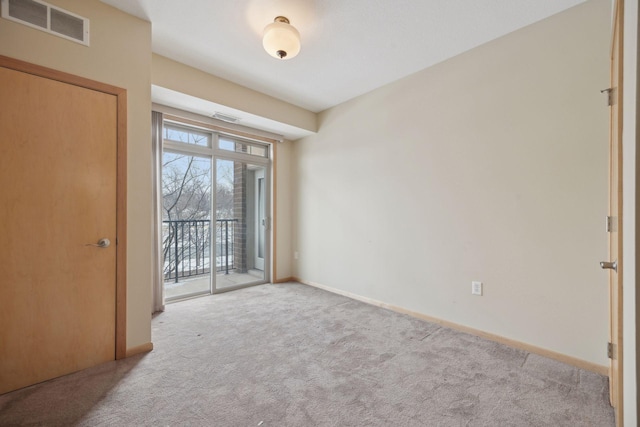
[{"xmin": 162, "ymin": 219, "xmax": 237, "ymax": 283}]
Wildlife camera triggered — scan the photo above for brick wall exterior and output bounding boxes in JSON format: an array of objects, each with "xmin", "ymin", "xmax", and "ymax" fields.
[{"xmin": 233, "ymin": 161, "xmax": 247, "ymax": 273}]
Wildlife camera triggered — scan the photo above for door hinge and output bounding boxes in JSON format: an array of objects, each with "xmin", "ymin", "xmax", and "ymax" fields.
[
  {"xmin": 605, "ymin": 216, "xmax": 612, "ymax": 233},
  {"xmin": 607, "ymin": 342, "xmax": 614, "ymax": 359},
  {"xmin": 601, "ymin": 88, "xmax": 613, "ymax": 106}
]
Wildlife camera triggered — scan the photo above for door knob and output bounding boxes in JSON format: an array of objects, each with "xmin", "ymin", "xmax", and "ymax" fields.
[
  {"xmin": 87, "ymin": 238, "xmax": 110, "ymax": 248},
  {"xmin": 600, "ymin": 260, "xmax": 617, "ymax": 272}
]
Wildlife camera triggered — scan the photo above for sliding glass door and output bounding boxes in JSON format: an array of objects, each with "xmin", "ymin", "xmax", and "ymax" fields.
[
  {"xmin": 161, "ymin": 121, "xmax": 270, "ymax": 301},
  {"xmin": 215, "ymin": 158, "xmax": 267, "ymax": 290}
]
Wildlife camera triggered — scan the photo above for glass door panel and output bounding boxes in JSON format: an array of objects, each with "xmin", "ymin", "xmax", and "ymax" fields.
[
  {"xmin": 215, "ymin": 158, "xmax": 267, "ymax": 290},
  {"xmin": 162, "ymin": 152, "xmax": 212, "ymax": 300},
  {"xmin": 255, "ymin": 169, "xmax": 266, "ymax": 270}
]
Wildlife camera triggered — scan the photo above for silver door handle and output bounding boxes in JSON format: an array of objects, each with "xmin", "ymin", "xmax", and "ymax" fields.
[
  {"xmin": 600, "ymin": 260, "xmax": 617, "ymax": 272},
  {"xmin": 86, "ymin": 238, "xmax": 110, "ymax": 248}
]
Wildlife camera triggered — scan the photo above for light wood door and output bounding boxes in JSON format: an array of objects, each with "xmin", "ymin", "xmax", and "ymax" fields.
[
  {"xmin": 606, "ymin": 0, "xmax": 623, "ymax": 422},
  {"xmin": 0, "ymin": 66, "xmax": 117, "ymax": 394}
]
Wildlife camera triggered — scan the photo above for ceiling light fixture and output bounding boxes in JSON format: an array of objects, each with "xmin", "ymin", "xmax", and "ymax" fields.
[{"xmin": 262, "ymin": 16, "xmax": 300, "ymax": 60}]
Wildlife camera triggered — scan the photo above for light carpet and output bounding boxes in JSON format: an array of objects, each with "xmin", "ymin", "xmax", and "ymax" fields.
[{"xmin": 0, "ymin": 282, "xmax": 614, "ymax": 426}]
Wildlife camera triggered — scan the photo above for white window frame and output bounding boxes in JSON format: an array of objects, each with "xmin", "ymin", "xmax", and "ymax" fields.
[{"xmin": 160, "ymin": 114, "xmax": 273, "ymax": 295}]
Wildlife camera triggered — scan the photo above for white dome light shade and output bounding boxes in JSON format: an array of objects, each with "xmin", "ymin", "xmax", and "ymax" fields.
[{"xmin": 262, "ymin": 16, "xmax": 300, "ymax": 60}]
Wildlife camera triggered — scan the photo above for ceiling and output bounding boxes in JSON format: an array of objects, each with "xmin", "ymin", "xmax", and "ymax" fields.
[{"xmin": 102, "ymin": 0, "xmax": 587, "ymax": 135}]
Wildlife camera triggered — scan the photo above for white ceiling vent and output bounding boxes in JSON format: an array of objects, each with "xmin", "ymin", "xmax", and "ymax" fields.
[
  {"xmin": 1, "ymin": 0, "xmax": 89, "ymax": 46},
  {"xmin": 211, "ymin": 112, "xmax": 240, "ymax": 123}
]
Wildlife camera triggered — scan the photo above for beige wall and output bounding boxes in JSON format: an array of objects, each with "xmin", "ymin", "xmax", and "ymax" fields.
[
  {"xmin": 152, "ymin": 54, "xmax": 317, "ymax": 134},
  {"xmin": 293, "ymin": 0, "xmax": 611, "ymax": 366},
  {"xmin": 0, "ymin": 0, "xmax": 153, "ymax": 350},
  {"xmin": 275, "ymin": 140, "xmax": 293, "ymax": 280}
]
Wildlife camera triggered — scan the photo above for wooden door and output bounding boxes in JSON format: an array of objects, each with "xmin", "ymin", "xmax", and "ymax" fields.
[
  {"xmin": 0, "ymin": 62, "xmax": 121, "ymax": 394},
  {"xmin": 606, "ymin": 0, "xmax": 623, "ymax": 422}
]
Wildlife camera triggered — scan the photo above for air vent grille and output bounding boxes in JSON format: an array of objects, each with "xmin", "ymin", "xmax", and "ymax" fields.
[
  {"xmin": 212, "ymin": 112, "xmax": 241, "ymax": 123},
  {"xmin": 1, "ymin": 0, "xmax": 89, "ymax": 46},
  {"xmin": 8, "ymin": 0, "xmax": 46, "ymax": 28}
]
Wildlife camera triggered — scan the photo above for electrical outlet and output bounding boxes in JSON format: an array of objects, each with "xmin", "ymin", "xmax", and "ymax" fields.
[
  {"xmin": 471, "ymin": 281, "xmax": 483, "ymax": 296},
  {"xmin": 294, "ymin": 251, "xmax": 299, "ymax": 260}
]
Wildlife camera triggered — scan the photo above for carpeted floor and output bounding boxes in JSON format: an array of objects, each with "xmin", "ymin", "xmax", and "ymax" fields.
[{"xmin": 0, "ymin": 282, "xmax": 614, "ymax": 426}]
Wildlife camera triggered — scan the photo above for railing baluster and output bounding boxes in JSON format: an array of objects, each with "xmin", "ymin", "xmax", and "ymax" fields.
[
  {"xmin": 195, "ymin": 221, "xmax": 199, "ymax": 275},
  {"xmin": 180, "ymin": 222, "xmax": 184, "ymax": 280},
  {"xmin": 174, "ymin": 222, "xmax": 179, "ymax": 283},
  {"xmin": 163, "ymin": 218, "xmax": 240, "ymax": 282},
  {"xmin": 224, "ymin": 220, "xmax": 229, "ymax": 275}
]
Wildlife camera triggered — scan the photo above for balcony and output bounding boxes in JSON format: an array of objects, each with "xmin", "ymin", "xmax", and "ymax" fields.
[{"xmin": 162, "ymin": 219, "xmax": 263, "ymax": 299}]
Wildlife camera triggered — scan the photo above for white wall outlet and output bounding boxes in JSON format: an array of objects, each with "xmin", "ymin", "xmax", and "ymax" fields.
[
  {"xmin": 294, "ymin": 251, "xmax": 299, "ymax": 260},
  {"xmin": 471, "ymin": 281, "xmax": 483, "ymax": 296}
]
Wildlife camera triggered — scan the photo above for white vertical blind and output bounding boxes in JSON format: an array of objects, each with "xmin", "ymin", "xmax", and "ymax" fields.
[{"xmin": 151, "ymin": 111, "xmax": 165, "ymax": 313}]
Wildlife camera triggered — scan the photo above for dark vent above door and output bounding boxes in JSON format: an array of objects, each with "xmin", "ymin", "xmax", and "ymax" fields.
[{"xmin": 1, "ymin": 0, "xmax": 89, "ymax": 46}]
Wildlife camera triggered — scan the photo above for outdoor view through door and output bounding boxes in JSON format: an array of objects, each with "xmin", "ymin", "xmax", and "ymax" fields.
[
  {"xmin": 215, "ymin": 159, "xmax": 267, "ymax": 290},
  {"xmin": 161, "ymin": 122, "xmax": 270, "ymax": 301}
]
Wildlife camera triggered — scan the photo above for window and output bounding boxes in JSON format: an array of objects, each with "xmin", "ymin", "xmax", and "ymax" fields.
[
  {"xmin": 219, "ymin": 137, "xmax": 269, "ymax": 158},
  {"xmin": 158, "ymin": 115, "xmax": 272, "ymax": 300},
  {"xmin": 163, "ymin": 124, "xmax": 211, "ymax": 147}
]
